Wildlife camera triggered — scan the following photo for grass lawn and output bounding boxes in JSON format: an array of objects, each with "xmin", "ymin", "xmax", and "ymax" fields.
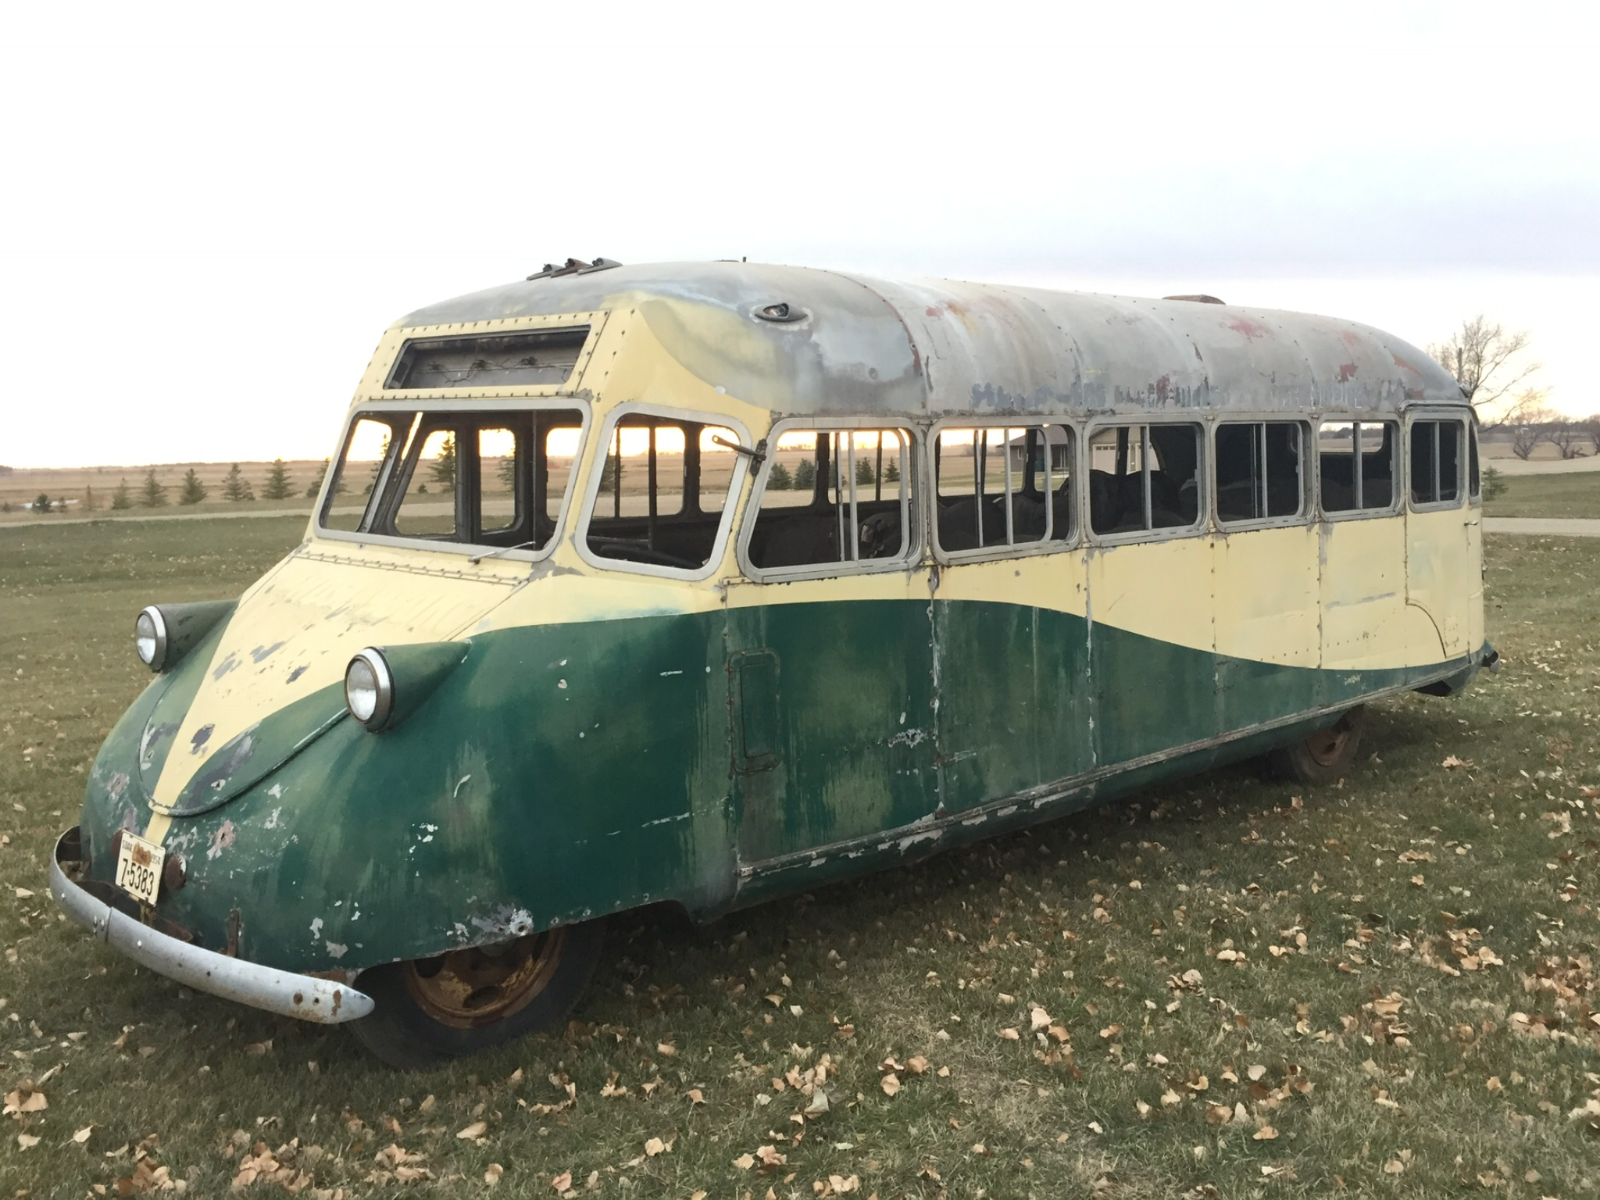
[
  {"xmin": 2, "ymin": 520, "xmax": 1598, "ymax": 1199},
  {"xmin": 1484, "ymin": 472, "xmax": 1600, "ymax": 520}
]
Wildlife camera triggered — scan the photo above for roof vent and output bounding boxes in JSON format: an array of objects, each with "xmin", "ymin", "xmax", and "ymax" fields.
[
  {"xmin": 527, "ymin": 257, "xmax": 622, "ymax": 281},
  {"xmin": 1163, "ymin": 294, "xmax": 1226, "ymax": 305},
  {"xmin": 753, "ymin": 301, "xmax": 807, "ymax": 324}
]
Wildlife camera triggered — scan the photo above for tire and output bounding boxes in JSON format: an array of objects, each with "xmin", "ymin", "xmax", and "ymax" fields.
[
  {"xmin": 1268, "ymin": 706, "xmax": 1365, "ymax": 784},
  {"xmin": 349, "ymin": 919, "xmax": 605, "ymax": 1069}
]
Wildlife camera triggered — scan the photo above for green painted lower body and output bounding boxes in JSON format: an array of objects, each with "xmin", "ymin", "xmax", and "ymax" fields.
[{"xmin": 75, "ymin": 598, "xmax": 1484, "ymax": 976}]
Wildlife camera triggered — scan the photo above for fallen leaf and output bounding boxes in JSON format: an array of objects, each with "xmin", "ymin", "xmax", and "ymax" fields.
[
  {"xmin": 685, "ymin": 1088, "xmax": 705, "ymax": 1105},
  {"xmin": 456, "ymin": 1121, "xmax": 487, "ymax": 1140},
  {"xmin": 17, "ymin": 1133, "xmax": 41, "ymax": 1149},
  {"xmin": 1253, "ymin": 1125, "xmax": 1278, "ymax": 1141},
  {"xmin": 644, "ymin": 1137, "xmax": 665, "ymax": 1157},
  {"xmin": 2, "ymin": 1085, "xmax": 47, "ymax": 1115},
  {"xmin": 733, "ymin": 1153, "xmax": 756, "ymax": 1170},
  {"xmin": 880, "ymin": 1073, "xmax": 901, "ymax": 1097},
  {"xmin": 998, "ymin": 1027, "xmax": 1020, "ymax": 1041},
  {"xmin": 805, "ymin": 1090, "xmax": 830, "ymax": 1116},
  {"xmin": 245, "ymin": 1040, "xmax": 272, "ymax": 1056},
  {"xmin": 906, "ymin": 1055, "xmax": 929, "ymax": 1074},
  {"xmin": 73, "ymin": 1125, "xmax": 94, "ymax": 1144},
  {"xmin": 484, "ymin": 1163, "xmax": 504, "ymax": 1186},
  {"xmin": 551, "ymin": 1170, "xmax": 573, "ymax": 1192},
  {"xmin": 756, "ymin": 1144, "xmax": 786, "ymax": 1168},
  {"xmin": 1029, "ymin": 1005, "xmax": 1052, "ymax": 1030},
  {"xmin": 656, "ymin": 1042, "xmax": 677, "ymax": 1057}
]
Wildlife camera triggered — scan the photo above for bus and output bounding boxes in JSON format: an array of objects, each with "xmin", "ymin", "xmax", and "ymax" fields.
[{"xmin": 51, "ymin": 260, "xmax": 1494, "ymax": 1066}]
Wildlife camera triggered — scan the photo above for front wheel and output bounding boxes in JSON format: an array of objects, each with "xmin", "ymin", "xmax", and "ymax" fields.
[
  {"xmin": 1269, "ymin": 706, "xmax": 1365, "ymax": 784},
  {"xmin": 350, "ymin": 919, "xmax": 605, "ymax": 1069}
]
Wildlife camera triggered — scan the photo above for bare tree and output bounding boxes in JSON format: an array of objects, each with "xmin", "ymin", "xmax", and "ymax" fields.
[
  {"xmin": 1583, "ymin": 415, "xmax": 1600, "ymax": 456},
  {"xmin": 1503, "ymin": 389, "xmax": 1556, "ymax": 460},
  {"xmin": 1547, "ymin": 422, "xmax": 1586, "ymax": 460},
  {"xmin": 1428, "ymin": 316, "xmax": 1541, "ymax": 412}
]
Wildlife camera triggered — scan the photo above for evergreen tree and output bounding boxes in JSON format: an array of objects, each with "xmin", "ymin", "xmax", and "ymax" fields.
[
  {"xmin": 767, "ymin": 462, "xmax": 793, "ymax": 490},
  {"xmin": 83, "ymin": 485, "xmax": 97, "ymax": 512},
  {"xmin": 793, "ymin": 459, "xmax": 817, "ymax": 491},
  {"xmin": 32, "ymin": 493, "xmax": 51, "ymax": 514},
  {"xmin": 111, "ymin": 478, "xmax": 132, "ymax": 510},
  {"xmin": 884, "ymin": 460, "xmax": 901, "ymax": 484},
  {"xmin": 598, "ymin": 449, "xmax": 624, "ymax": 492},
  {"xmin": 222, "ymin": 463, "xmax": 254, "ymax": 501},
  {"xmin": 854, "ymin": 456, "xmax": 876, "ymax": 486},
  {"xmin": 304, "ymin": 458, "xmax": 329, "ymax": 498},
  {"xmin": 367, "ymin": 434, "xmax": 391, "ymax": 494},
  {"xmin": 140, "ymin": 468, "xmax": 167, "ymax": 507},
  {"xmin": 430, "ymin": 434, "xmax": 457, "ymax": 487},
  {"xmin": 178, "ymin": 468, "xmax": 208, "ymax": 506},
  {"xmin": 262, "ymin": 458, "xmax": 293, "ymax": 500}
]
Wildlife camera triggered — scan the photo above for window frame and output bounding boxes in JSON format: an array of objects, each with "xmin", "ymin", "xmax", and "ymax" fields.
[
  {"xmin": 929, "ymin": 417, "xmax": 1080, "ymax": 563},
  {"xmin": 1210, "ymin": 416, "xmax": 1312, "ymax": 532},
  {"xmin": 737, "ymin": 416, "xmax": 921, "ymax": 584},
  {"xmin": 1468, "ymin": 417, "xmax": 1482, "ymax": 504},
  {"xmin": 574, "ymin": 401, "xmax": 755, "ymax": 582},
  {"xmin": 1314, "ymin": 414, "xmax": 1403, "ymax": 523},
  {"xmin": 1082, "ymin": 417, "xmax": 1208, "ymax": 547},
  {"xmin": 1406, "ymin": 411, "xmax": 1469, "ymax": 513},
  {"xmin": 313, "ymin": 398, "xmax": 592, "ymax": 562}
]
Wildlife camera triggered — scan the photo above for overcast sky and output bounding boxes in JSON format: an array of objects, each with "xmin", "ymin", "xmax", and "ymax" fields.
[{"xmin": 3, "ymin": 2, "xmax": 1596, "ymax": 468}]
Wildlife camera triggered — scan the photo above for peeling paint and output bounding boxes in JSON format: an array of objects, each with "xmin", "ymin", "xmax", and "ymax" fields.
[
  {"xmin": 250, "ymin": 642, "xmax": 287, "ymax": 663},
  {"xmin": 211, "ymin": 651, "xmax": 240, "ymax": 681},
  {"xmin": 325, "ymin": 941, "xmax": 348, "ymax": 959},
  {"xmin": 189, "ymin": 724, "xmax": 214, "ymax": 755},
  {"xmin": 205, "ymin": 820, "xmax": 237, "ymax": 860}
]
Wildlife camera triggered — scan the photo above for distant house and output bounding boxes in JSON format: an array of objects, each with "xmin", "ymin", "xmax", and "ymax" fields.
[{"xmin": 1004, "ymin": 426, "xmax": 1073, "ymax": 473}]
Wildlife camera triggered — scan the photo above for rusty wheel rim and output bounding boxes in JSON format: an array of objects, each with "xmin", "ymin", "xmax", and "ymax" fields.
[
  {"xmin": 402, "ymin": 930, "xmax": 566, "ymax": 1029},
  {"xmin": 1305, "ymin": 725, "xmax": 1351, "ymax": 767}
]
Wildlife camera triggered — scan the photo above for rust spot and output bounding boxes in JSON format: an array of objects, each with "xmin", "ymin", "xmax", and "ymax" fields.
[
  {"xmin": 1154, "ymin": 375, "xmax": 1172, "ymax": 402},
  {"xmin": 1336, "ymin": 362, "xmax": 1359, "ymax": 382},
  {"xmin": 1392, "ymin": 352, "xmax": 1421, "ymax": 374},
  {"xmin": 924, "ymin": 306, "xmax": 942, "ymax": 318},
  {"xmin": 161, "ymin": 853, "xmax": 186, "ymax": 893},
  {"xmin": 1340, "ymin": 330, "xmax": 1364, "ymax": 346},
  {"xmin": 225, "ymin": 908, "xmax": 241, "ymax": 958},
  {"xmin": 331, "ymin": 990, "xmax": 343, "ymax": 1018},
  {"xmin": 293, "ymin": 991, "xmax": 304, "ymax": 1006},
  {"xmin": 1227, "ymin": 316, "xmax": 1270, "ymax": 340},
  {"xmin": 190, "ymin": 724, "xmax": 214, "ymax": 754}
]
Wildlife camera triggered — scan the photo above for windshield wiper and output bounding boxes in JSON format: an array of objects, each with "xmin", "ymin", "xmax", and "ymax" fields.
[{"xmin": 468, "ymin": 539, "xmax": 543, "ymax": 565}]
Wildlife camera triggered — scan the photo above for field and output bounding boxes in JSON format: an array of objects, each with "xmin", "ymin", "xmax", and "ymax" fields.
[
  {"xmin": 0, "ymin": 462, "xmax": 327, "ymax": 526},
  {"xmin": 1484, "ymin": 473, "xmax": 1600, "ymax": 520},
  {"xmin": 2, "ymin": 520, "xmax": 1598, "ymax": 1199}
]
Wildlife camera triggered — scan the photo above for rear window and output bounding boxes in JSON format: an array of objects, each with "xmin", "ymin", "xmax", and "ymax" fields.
[{"xmin": 385, "ymin": 328, "xmax": 589, "ymax": 390}]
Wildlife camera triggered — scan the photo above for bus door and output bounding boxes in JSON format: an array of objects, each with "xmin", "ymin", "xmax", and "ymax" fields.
[
  {"xmin": 725, "ymin": 428, "xmax": 937, "ymax": 872},
  {"xmin": 1404, "ymin": 413, "xmax": 1475, "ymax": 659}
]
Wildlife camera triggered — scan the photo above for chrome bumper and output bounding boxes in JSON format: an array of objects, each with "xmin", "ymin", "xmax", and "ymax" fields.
[{"xmin": 49, "ymin": 828, "xmax": 374, "ymax": 1025}]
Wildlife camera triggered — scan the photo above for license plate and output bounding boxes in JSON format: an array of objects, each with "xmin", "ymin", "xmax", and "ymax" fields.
[{"xmin": 115, "ymin": 832, "xmax": 165, "ymax": 906}]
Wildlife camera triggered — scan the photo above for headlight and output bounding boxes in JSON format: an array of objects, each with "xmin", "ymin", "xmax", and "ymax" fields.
[
  {"xmin": 134, "ymin": 606, "xmax": 168, "ymax": 671},
  {"xmin": 345, "ymin": 648, "xmax": 395, "ymax": 731}
]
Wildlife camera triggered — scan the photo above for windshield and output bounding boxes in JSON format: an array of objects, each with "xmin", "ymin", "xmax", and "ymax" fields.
[{"xmin": 318, "ymin": 406, "xmax": 584, "ymax": 554}]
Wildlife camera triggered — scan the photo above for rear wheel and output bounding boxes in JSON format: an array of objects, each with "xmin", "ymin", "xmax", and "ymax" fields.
[
  {"xmin": 1269, "ymin": 706, "xmax": 1365, "ymax": 784},
  {"xmin": 350, "ymin": 919, "xmax": 604, "ymax": 1069}
]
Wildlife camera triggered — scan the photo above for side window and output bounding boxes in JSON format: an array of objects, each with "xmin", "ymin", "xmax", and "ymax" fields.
[
  {"xmin": 322, "ymin": 415, "xmax": 407, "ymax": 533},
  {"xmin": 933, "ymin": 424, "xmax": 1074, "ymax": 556},
  {"xmin": 1469, "ymin": 423, "xmax": 1481, "ymax": 501},
  {"xmin": 1319, "ymin": 420, "xmax": 1397, "ymax": 514},
  {"xmin": 1087, "ymin": 423, "xmax": 1202, "ymax": 536},
  {"xmin": 746, "ymin": 428, "xmax": 912, "ymax": 571},
  {"xmin": 1410, "ymin": 419, "xmax": 1463, "ymax": 506},
  {"xmin": 585, "ymin": 415, "xmax": 742, "ymax": 570},
  {"xmin": 1215, "ymin": 421, "xmax": 1305, "ymax": 525}
]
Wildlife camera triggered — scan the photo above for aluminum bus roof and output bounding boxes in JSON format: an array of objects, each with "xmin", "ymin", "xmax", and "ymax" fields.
[{"xmin": 400, "ymin": 262, "xmax": 1465, "ymax": 418}]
